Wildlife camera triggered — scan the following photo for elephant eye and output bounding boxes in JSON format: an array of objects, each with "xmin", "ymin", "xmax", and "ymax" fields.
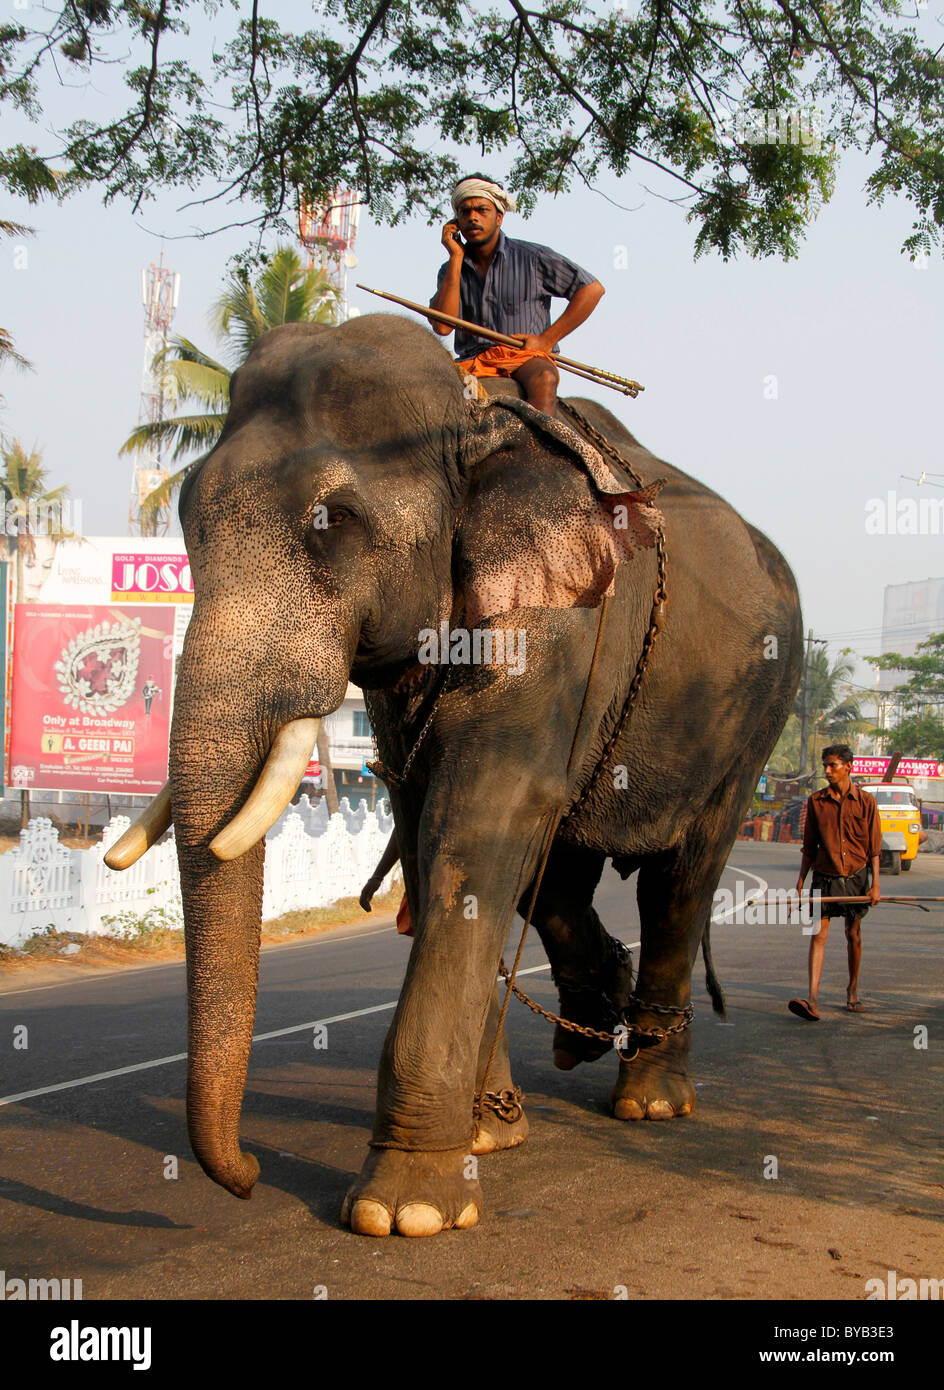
[{"xmin": 309, "ymin": 503, "xmax": 354, "ymax": 534}]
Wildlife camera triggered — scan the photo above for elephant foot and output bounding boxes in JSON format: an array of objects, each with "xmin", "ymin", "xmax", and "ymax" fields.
[
  {"xmin": 341, "ymin": 1145, "xmax": 481, "ymax": 1238},
  {"xmin": 552, "ymin": 936, "xmax": 635, "ymax": 1071},
  {"xmin": 471, "ymin": 1090, "xmax": 530, "ymax": 1155},
  {"xmin": 610, "ymin": 1031, "xmax": 696, "ymax": 1121}
]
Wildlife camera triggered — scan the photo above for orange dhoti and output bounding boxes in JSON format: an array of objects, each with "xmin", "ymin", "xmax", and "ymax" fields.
[
  {"xmin": 396, "ymin": 893, "xmax": 413, "ymax": 936},
  {"xmin": 457, "ymin": 344, "xmax": 557, "ymax": 378}
]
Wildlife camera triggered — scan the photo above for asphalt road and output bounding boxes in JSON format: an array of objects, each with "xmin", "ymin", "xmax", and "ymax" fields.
[{"xmin": 1, "ymin": 841, "xmax": 942, "ymax": 1301}]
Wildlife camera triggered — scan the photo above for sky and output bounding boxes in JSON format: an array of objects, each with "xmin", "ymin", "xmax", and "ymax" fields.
[{"xmin": 3, "ymin": 10, "xmax": 943, "ymax": 714}]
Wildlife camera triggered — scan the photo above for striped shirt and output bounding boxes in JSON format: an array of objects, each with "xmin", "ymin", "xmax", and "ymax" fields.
[{"xmin": 436, "ymin": 230, "xmax": 597, "ymax": 360}]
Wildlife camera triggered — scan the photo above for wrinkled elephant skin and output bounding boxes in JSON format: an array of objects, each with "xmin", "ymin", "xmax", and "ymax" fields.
[{"xmin": 165, "ymin": 315, "xmax": 802, "ymax": 1235}]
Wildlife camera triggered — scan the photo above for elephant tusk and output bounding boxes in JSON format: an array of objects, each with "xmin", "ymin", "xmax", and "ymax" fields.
[
  {"xmin": 103, "ymin": 783, "xmax": 173, "ymax": 871},
  {"xmin": 209, "ymin": 718, "xmax": 321, "ymax": 862}
]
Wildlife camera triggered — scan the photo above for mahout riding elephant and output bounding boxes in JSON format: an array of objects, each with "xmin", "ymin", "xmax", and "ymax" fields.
[{"xmin": 107, "ymin": 314, "xmax": 802, "ymax": 1238}]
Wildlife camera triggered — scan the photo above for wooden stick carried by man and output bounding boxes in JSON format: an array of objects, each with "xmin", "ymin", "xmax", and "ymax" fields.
[{"xmin": 359, "ymin": 172, "xmax": 643, "ymax": 413}]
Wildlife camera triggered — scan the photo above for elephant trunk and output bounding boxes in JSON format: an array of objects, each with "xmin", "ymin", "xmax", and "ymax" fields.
[
  {"xmin": 168, "ymin": 602, "xmax": 342, "ymax": 1198},
  {"xmin": 170, "ymin": 711, "xmax": 286, "ymax": 1199},
  {"xmin": 180, "ymin": 833, "xmax": 264, "ymax": 1199}
]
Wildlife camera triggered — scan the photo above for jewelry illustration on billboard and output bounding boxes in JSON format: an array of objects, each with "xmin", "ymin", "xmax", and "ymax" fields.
[{"xmin": 54, "ymin": 617, "xmax": 142, "ymax": 715}]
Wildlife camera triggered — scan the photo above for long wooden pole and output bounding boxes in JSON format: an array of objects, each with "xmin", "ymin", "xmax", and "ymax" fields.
[
  {"xmin": 772, "ymin": 894, "xmax": 944, "ymax": 905},
  {"xmin": 815, "ymin": 895, "xmax": 944, "ymax": 904},
  {"xmin": 355, "ymin": 283, "xmax": 644, "ymax": 397}
]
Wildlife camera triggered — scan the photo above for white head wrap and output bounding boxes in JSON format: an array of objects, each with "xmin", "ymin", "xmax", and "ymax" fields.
[{"xmin": 450, "ymin": 177, "xmax": 517, "ymax": 215}]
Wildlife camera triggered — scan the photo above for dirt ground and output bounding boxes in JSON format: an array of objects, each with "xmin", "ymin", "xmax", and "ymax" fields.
[{"xmin": 0, "ymin": 887, "xmax": 403, "ymax": 983}]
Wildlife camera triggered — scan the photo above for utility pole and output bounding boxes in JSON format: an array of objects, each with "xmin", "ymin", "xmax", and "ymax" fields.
[{"xmin": 798, "ymin": 629, "xmax": 828, "ymax": 776}]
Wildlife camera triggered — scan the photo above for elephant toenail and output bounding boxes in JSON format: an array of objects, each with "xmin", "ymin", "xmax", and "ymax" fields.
[
  {"xmin": 471, "ymin": 1128, "xmax": 497, "ymax": 1155},
  {"xmin": 396, "ymin": 1202, "xmax": 445, "ymax": 1237},
  {"xmin": 612, "ymin": 1097, "xmax": 646, "ymax": 1120},
  {"xmin": 646, "ymin": 1099, "xmax": 674, "ymax": 1120},
  {"xmin": 350, "ymin": 1198, "xmax": 393, "ymax": 1237},
  {"xmin": 455, "ymin": 1202, "xmax": 480, "ymax": 1229}
]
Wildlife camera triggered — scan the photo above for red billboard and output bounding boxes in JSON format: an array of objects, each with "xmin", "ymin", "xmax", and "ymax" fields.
[{"xmin": 9, "ymin": 604, "xmax": 175, "ymax": 794}]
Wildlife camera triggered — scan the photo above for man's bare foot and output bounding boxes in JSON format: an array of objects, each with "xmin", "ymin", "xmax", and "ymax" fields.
[{"xmin": 788, "ymin": 997, "xmax": 820, "ymax": 1021}]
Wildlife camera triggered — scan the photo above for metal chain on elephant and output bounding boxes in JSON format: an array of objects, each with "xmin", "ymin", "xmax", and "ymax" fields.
[
  {"xmin": 557, "ymin": 400, "xmax": 668, "ymax": 821},
  {"xmin": 496, "ymin": 964, "xmax": 693, "ymax": 1047},
  {"xmin": 472, "ymin": 1086, "xmax": 524, "ymax": 1124},
  {"xmin": 476, "ymin": 414, "xmax": 681, "ymax": 1122},
  {"xmin": 557, "ymin": 400, "xmax": 647, "ymax": 486},
  {"xmin": 364, "ymin": 667, "xmax": 454, "ymax": 789}
]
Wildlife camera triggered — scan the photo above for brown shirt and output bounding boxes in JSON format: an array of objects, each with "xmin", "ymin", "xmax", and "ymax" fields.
[{"xmin": 802, "ymin": 782, "xmax": 882, "ymax": 876}]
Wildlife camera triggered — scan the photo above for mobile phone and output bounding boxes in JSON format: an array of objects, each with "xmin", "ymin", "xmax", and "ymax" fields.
[{"xmin": 448, "ymin": 224, "xmax": 464, "ymax": 246}]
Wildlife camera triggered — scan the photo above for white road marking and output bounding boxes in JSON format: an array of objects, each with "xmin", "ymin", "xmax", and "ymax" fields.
[
  {"xmin": 0, "ymin": 860, "xmax": 768, "ymax": 999},
  {"xmin": 0, "ymin": 940, "xmax": 643, "ymax": 1108},
  {"xmin": 0, "ymin": 850, "xmax": 769, "ymax": 1104},
  {"xmin": 1, "ymin": 841, "xmax": 768, "ymax": 1107},
  {"xmin": 713, "ymin": 864, "xmax": 769, "ymax": 921}
]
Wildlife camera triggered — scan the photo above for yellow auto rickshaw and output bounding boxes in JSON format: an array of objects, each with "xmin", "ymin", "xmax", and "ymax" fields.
[{"xmin": 859, "ymin": 778, "xmax": 926, "ymax": 874}]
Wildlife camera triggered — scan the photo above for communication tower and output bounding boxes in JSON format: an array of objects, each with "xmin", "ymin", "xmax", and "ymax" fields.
[
  {"xmin": 297, "ymin": 190, "xmax": 361, "ymax": 322},
  {"xmin": 129, "ymin": 254, "xmax": 180, "ymax": 536}
]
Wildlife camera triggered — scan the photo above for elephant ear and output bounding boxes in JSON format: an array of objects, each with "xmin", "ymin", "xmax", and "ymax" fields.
[{"xmin": 455, "ymin": 396, "xmax": 666, "ymax": 627}]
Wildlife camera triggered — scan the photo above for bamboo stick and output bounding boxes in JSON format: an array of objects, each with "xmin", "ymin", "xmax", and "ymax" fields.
[
  {"xmin": 815, "ymin": 895, "xmax": 944, "ymax": 904},
  {"xmin": 355, "ymin": 284, "xmax": 645, "ymax": 397}
]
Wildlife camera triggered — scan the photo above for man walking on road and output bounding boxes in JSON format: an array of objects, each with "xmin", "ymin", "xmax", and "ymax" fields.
[
  {"xmin": 429, "ymin": 173, "xmax": 605, "ymax": 416},
  {"xmin": 790, "ymin": 745, "xmax": 882, "ymax": 1020}
]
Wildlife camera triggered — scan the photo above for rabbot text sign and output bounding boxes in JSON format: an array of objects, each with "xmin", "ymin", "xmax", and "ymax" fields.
[{"xmin": 9, "ymin": 604, "xmax": 175, "ymax": 794}]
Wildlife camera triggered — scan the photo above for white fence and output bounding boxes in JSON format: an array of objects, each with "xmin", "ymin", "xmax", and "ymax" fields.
[{"xmin": 0, "ymin": 796, "xmax": 397, "ymax": 950}]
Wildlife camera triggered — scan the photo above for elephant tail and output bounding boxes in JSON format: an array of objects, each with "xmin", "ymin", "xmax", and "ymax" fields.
[{"xmin": 702, "ymin": 921, "xmax": 727, "ymax": 1020}]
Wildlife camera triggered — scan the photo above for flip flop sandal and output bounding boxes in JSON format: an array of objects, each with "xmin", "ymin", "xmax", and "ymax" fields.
[
  {"xmin": 846, "ymin": 1000, "xmax": 864, "ymax": 1012},
  {"xmin": 788, "ymin": 998, "xmax": 820, "ymax": 1021}
]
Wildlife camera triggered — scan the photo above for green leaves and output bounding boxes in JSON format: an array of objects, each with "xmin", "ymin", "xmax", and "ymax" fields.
[
  {"xmin": 867, "ymin": 632, "xmax": 944, "ymax": 703},
  {"xmin": 865, "ymin": 633, "xmax": 944, "ymax": 759},
  {"xmin": 2, "ymin": 0, "xmax": 943, "ymax": 258}
]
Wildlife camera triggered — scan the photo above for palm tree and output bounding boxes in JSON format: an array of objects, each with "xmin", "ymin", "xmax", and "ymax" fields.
[
  {"xmin": 121, "ymin": 246, "xmax": 342, "ymax": 802},
  {"xmin": 770, "ymin": 649, "xmax": 869, "ymax": 776},
  {"xmin": 1, "ymin": 220, "xmax": 34, "ymax": 401},
  {"xmin": 805, "ymin": 649, "xmax": 867, "ymax": 759},
  {"xmin": 0, "ymin": 437, "xmax": 75, "ymax": 601},
  {"xmin": 120, "ymin": 247, "xmax": 339, "ymax": 527}
]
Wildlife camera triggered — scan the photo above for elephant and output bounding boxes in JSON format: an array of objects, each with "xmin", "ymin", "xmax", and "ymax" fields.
[{"xmin": 106, "ymin": 313, "xmax": 803, "ymax": 1239}]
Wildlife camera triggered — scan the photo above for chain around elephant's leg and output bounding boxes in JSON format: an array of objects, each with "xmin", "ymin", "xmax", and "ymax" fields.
[
  {"xmin": 524, "ymin": 841, "xmax": 635, "ymax": 1070},
  {"xmin": 611, "ymin": 1019, "xmax": 696, "ymax": 1120},
  {"xmin": 471, "ymin": 982, "xmax": 529, "ymax": 1155},
  {"xmin": 610, "ymin": 773, "xmax": 754, "ymax": 1121},
  {"xmin": 610, "ymin": 849, "xmax": 710, "ymax": 1121},
  {"xmin": 342, "ymin": 782, "xmax": 561, "ymax": 1236}
]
